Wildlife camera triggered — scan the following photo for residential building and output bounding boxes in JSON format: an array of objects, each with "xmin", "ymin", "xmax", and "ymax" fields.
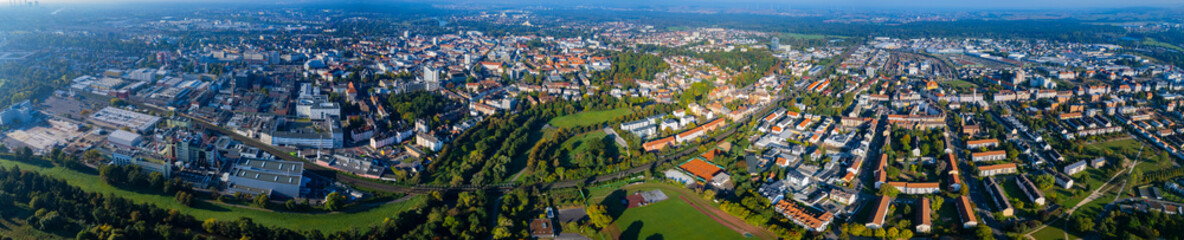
[
  {"xmin": 977, "ymin": 163, "xmax": 1018, "ymax": 176},
  {"xmin": 1017, "ymin": 175, "xmax": 1047, "ymax": 206},
  {"xmin": 984, "ymin": 177, "xmax": 1014, "ymax": 217},
  {"xmin": 971, "ymin": 150, "xmax": 1007, "ymax": 162},
  {"xmin": 956, "ymin": 196, "xmax": 978, "ymax": 228},
  {"xmin": 866, "ymin": 196, "xmax": 891, "ymax": 229},
  {"xmin": 917, "ymin": 198, "xmax": 932, "ymax": 233}
]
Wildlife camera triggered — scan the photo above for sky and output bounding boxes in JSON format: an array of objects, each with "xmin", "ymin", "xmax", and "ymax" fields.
[{"xmin": 20, "ymin": 0, "xmax": 1184, "ymax": 10}]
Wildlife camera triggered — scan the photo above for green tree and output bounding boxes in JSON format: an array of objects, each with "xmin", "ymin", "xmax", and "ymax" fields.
[
  {"xmin": 586, "ymin": 204, "xmax": 612, "ymax": 230},
  {"xmin": 878, "ymin": 186, "xmax": 900, "ymax": 198},
  {"xmin": 253, "ymin": 194, "xmax": 270, "ymax": 209},
  {"xmin": 324, "ymin": 192, "xmax": 346, "ymax": 211}
]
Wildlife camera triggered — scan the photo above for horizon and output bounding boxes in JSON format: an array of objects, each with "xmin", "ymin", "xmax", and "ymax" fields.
[{"xmin": 7, "ymin": 0, "xmax": 1184, "ymax": 11}]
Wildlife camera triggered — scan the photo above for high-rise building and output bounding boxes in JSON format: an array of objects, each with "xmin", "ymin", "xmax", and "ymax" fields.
[
  {"xmin": 772, "ymin": 37, "xmax": 780, "ymax": 50},
  {"xmin": 423, "ymin": 66, "xmax": 440, "ymax": 91}
]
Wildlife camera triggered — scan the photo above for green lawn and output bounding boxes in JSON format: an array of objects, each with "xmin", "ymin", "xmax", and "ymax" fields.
[
  {"xmin": 1032, "ymin": 225, "xmax": 1079, "ymax": 240},
  {"xmin": 609, "ymin": 188, "xmax": 746, "ymax": 240},
  {"xmin": 1144, "ymin": 38, "xmax": 1184, "ymax": 52},
  {"xmin": 587, "ymin": 183, "xmax": 773, "ymax": 240},
  {"xmin": 548, "ymin": 108, "xmax": 634, "ymax": 129},
  {"xmin": 0, "ymin": 158, "xmax": 424, "ymax": 232}
]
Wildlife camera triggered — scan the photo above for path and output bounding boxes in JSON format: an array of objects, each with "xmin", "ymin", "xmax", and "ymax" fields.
[{"xmin": 1024, "ymin": 144, "xmax": 1143, "ymax": 240}]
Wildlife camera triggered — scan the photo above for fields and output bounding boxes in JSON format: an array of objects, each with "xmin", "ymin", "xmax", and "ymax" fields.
[
  {"xmin": 548, "ymin": 108, "xmax": 634, "ymax": 129},
  {"xmin": 1143, "ymin": 38, "xmax": 1184, "ymax": 52},
  {"xmin": 589, "ymin": 183, "xmax": 773, "ymax": 240},
  {"xmin": 1032, "ymin": 225, "xmax": 1079, "ymax": 240},
  {"xmin": 0, "ymin": 158, "xmax": 424, "ymax": 232}
]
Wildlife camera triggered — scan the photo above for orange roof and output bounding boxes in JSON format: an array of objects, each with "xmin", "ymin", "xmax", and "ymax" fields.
[
  {"xmin": 957, "ymin": 196, "xmax": 977, "ymax": 224},
  {"xmin": 908, "ymin": 182, "xmax": 941, "ymax": 189},
  {"xmin": 966, "ymin": 139, "xmax": 999, "ymax": 146},
  {"xmin": 701, "ymin": 149, "xmax": 721, "ymax": 161},
  {"xmin": 918, "ymin": 198, "xmax": 931, "ymax": 226},
  {"xmin": 643, "ymin": 137, "xmax": 676, "ymax": 152},
  {"xmin": 869, "ymin": 196, "xmax": 891, "ymax": 226},
  {"xmin": 947, "ymin": 153, "xmax": 960, "ymax": 175},
  {"xmin": 977, "ymin": 163, "xmax": 1017, "ymax": 171},
  {"xmin": 680, "ymin": 159, "xmax": 722, "ymax": 181},
  {"xmin": 972, "ymin": 150, "xmax": 1007, "ymax": 157},
  {"xmin": 775, "ymin": 200, "xmax": 834, "ymax": 231}
]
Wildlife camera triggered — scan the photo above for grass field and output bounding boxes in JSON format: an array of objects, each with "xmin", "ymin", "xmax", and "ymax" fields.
[
  {"xmin": 1032, "ymin": 225, "xmax": 1079, "ymax": 240},
  {"xmin": 548, "ymin": 108, "xmax": 634, "ymax": 129},
  {"xmin": 0, "ymin": 158, "xmax": 424, "ymax": 232},
  {"xmin": 1144, "ymin": 38, "xmax": 1184, "ymax": 52},
  {"xmin": 590, "ymin": 183, "xmax": 772, "ymax": 240},
  {"xmin": 607, "ymin": 189, "xmax": 746, "ymax": 240}
]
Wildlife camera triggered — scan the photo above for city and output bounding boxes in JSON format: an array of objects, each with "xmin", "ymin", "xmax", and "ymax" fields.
[{"xmin": 0, "ymin": 0, "xmax": 1183, "ymax": 239}]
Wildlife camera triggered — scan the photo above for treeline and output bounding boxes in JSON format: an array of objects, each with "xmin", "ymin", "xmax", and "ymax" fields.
[
  {"xmin": 1096, "ymin": 209, "xmax": 1184, "ymax": 239},
  {"xmin": 1140, "ymin": 167, "xmax": 1184, "ymax": 185},
  {"xmin": 0, "ymin": 161, "xmax": 496, "ymax": 240},
  {"xmin": 590, "ymin": 51, "xmax": 669, "ymax": 88}
]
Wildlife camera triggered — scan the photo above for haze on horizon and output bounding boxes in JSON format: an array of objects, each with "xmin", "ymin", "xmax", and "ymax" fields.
[{"xmin": 22, "ymin": 0, "xmax": 1184, "ymax": 10}]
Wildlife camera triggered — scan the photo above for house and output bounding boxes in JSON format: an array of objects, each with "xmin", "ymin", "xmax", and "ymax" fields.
[
  {"xmin": 866, "ymin": 196, "xmax": 891, "ymax": 229},
  {"xmin": 977, "ymin": 163, "xmax": 1018, "ymax": 176},
  {"xmin": 971, "ymin": 150, "xmax": 1007, "ymax": 162},
  {"xmin": 1051, "ymin": 170, "xmax": 1074, "ymax": 188},
  {"xmin": 984, "ymin": 177, "xmax": 1014, "ymax": 217},
  {"xmin": 956, "ymin": 196, "xmax": 979, "ymax": 228},
  {"xmin": 1064, "ymin": 160, "xmax": 1087, "ymax": 175},
  {"xmin": 786, "ymin": 169, "xmax": 812, "ymax": 189},
  {"xmin": 830, "ymin": 188, "xmax": 856, "ymax": 205},
  {"xmin": 885, "ymin": 182, "xmax": 941, "ymax": 194},
  {"xmin": 760, "ymin": 180, "xmax": 788, "ymax": 203},
  {"xmin": 643, "ymin": 136, "xmax": 677, "ymax": 152},
  {"xmin": 774, "ymin": 199, "xmax": 834, "ymax": 232},
  {"xmin": 917, "ymin": 198, "xmax": 932, "ymax": 233},
  {"xmin": 1017, "ymin": 175, "xmax": 1047, "ymax": 206},
  {"xmin": 1091, "ymin": 157, "xmax": 1107, "ymax": 168},
  {"xmin": 530, "ymin": 219, "xmax": 555, "ymax": 238}
]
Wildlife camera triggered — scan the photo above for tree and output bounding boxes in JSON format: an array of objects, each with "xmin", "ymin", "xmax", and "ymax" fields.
[
  {"xmin": 1072, "ymin": 215, "xmax": 1095, "ymax": 233},
  {"xmin": 879, "ymin": 185, "xmax": 900, "ymax": 198},
  {"xmin": 82, "ymin": 149, "xmax": 104, "ymax": 164},
  {"xmin": 324, "ymin": 192, "xmax": 346, "ymax": 211},
  {"xmin": 975, "ymin": 224, "xmax": 995, "ymax": 240},
  {"xmin": 175, "ymin": 191, "xmax": 194, "ymax": 207},
  {"xmin": 586, "ymin": 204, "xmax": 612, "ymax": 230},
  {"xmin": 253, "ymin": 194, "xmax": 270, "ymax": 209},
  {"xmin": 1034, "ymin": 174, "xmax": 1055, "ymax": 190}
]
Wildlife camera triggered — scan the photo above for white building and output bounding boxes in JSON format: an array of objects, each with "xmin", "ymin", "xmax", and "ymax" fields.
[{"xmin": 108, "ymin": 130, "xmax": 142, "ymax": 148}]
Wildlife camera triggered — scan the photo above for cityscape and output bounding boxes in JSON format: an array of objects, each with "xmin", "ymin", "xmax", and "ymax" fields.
[{"xmin": 0, "ymin": 0, "xmax": 1183, "ymax": 239}]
